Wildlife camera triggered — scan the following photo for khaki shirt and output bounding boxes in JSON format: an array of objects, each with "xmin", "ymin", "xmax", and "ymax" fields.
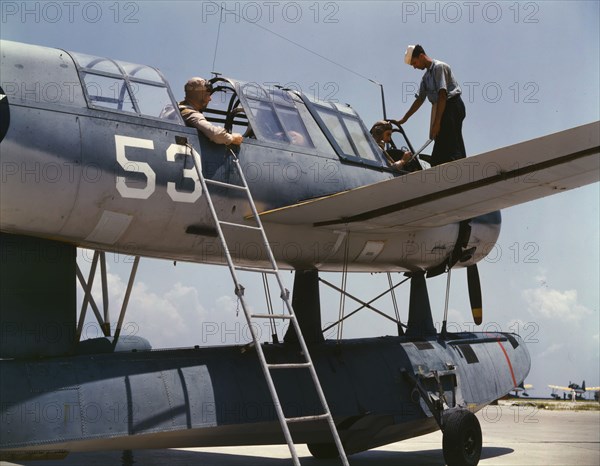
[{"xmin": 178, "ymin": 101, "xmax": 234, "ymax": 145}]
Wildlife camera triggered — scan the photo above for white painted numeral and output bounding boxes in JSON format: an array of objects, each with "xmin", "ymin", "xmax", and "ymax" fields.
[
  {"xmin": 115, "ymin": 135, "xmax": 156, "ymax": 199},
  {"xmin": 166, "ymin": 143, "xmax": 202, "ymax": 203}
]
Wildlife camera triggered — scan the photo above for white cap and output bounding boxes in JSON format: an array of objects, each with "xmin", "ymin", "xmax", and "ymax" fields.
[{"xmin": 404, "ymin": 45, "xmax": 415, "ymax": 65}]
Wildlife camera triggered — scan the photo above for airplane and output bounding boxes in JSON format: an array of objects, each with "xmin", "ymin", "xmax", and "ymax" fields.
[
  {"xmin": 507, "ymin": 382, "xmax": 533, "ymax": 398},
  {"xmin": 548, "ymin": 381, "xmax": 600, "ymax": 401},
  {"xmin": 0, "ymin": 39, "xmax": 598, "ymax": 466}
]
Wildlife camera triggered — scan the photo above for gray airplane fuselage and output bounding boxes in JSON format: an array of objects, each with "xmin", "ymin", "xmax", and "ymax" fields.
[{"xmin": 0, "ymin": 40, "xmax": 500, "ymax": 273}]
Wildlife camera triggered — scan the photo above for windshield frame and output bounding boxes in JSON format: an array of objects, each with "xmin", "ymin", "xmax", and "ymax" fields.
[{"xmin": 67, "ymin": 50, "xmax": 183, "ymax": 124}]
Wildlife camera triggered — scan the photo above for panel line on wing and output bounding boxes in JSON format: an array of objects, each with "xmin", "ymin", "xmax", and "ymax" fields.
[{"xmin": 313, "ymin": 146, "xmax": 598, "ymax": 227}]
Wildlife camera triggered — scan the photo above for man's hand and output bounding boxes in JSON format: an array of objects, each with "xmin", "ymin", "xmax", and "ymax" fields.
[
  {"xmin": 231, "ymin": 133, "xmax": 243, "ymax": 145},
  {"xmin": 392, "ymin": 151, "xmax": 413, "ymax": 170},
  {"xmin": 288, "ymin": 131, "xmax": 306, "ymax": 146}
]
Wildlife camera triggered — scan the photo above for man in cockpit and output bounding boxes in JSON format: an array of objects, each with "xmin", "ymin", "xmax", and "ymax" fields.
[
  {"xmin": 179, "ymin": 77, "xmax": 243, "ymax": 146},
  {"xmin": 370, "ymin": 120, "xmax": 412, "ymax": 171}
]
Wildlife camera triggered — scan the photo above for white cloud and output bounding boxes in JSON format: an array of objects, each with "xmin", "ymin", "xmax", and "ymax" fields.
[
  {"xmin": 126, "ymin": 280, "xmax": 210, "ymax": 348},
  {"xmin": 215, "ymin": 295, "xmax": 238, "ymax": 315},
  {"xmin": 522, "ymin": 287, "xmax": 592, "ymax": 323},
  {"xmin": 78, "ymin": 265, "xmax": 211, "ymax": 348}
]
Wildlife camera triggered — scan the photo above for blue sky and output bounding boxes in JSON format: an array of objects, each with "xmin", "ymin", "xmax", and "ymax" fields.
[{"xmin": 2, "ymin": 0, "xmax": 599, "ymax": 398}]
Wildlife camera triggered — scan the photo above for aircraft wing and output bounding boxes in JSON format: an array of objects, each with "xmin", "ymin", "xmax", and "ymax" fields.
[
  {"xmin": 259, "ymin": 122, "xmax": 599, "ymax": 232},
  {"xmin": 548, "ymin": 385, "xmax": 572, "ymax": 391}
]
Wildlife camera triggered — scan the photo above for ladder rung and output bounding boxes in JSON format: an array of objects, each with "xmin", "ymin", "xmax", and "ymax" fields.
[
  {"xmin": 235, "ymin": 266, "xmax": 277, "ymax": 274},
  {"xmin": 193, "ymin": 151, "xmax": 349, "ymax": 465},
  {"xmin": 219, "ymin": 221, "xmax": 261, "ymax": 231},
  {"xmin": 285, "ymin": 414, "xmax": 330, "ymax": 424},
  {"xmin": 251, "ymin": 313, "xmax": 293, "ymax": 320},
  {"xmin": 205, "ymin": 179, "xmax": 247, "ymax": 191},
  {"xmin": 267, "ymin": 363, "xmax": 311, "ymax": 370}
]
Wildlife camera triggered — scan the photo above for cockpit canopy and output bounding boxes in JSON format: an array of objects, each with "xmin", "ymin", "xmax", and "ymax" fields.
[
  {"xmin": 69, "ymin": 51, "xmax": 182, "ymax": 123},
  {"xmin": 65, "ymin": 47, "xmax": 386, "ymax": 167},
  {"xmin": 205, "ymin": 78, "xmax": 386, "ymax": 168}
]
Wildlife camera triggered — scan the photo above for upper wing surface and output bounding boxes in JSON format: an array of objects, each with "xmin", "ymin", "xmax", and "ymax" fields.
[
  {"xmin": 548, "ymin": 385, "xmax": 572, "ymax": 391},
  {"xmin": 259, "ymin": 122, "xmax": 599, "ymax": 232}
]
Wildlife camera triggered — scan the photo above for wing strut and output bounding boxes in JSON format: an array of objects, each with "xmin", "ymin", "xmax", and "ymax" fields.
[
  {"xmin": 75, "ymin": 251, "xmax": 142, "ymax": 351},
  {"xmin": 181, "ymin": 138, "xmax": 349, "ymax": 466}
]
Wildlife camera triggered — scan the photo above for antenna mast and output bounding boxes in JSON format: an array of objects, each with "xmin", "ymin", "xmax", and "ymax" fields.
[{"xmin": 369, "ymin": 79, "xmax": 387, "ymax": 120}]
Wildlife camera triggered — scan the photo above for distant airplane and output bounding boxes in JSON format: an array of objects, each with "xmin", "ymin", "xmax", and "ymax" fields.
[
  {"xmin": 509, "ymin": 382, "xmax": 533, "ymax": 398},
  {"xmin": 1, "ymin": 40, "xmax": 598, "ymax": 466},
  {"xmin": 549, "ymin": 381, "xmax": 600, "ymax": 401}
]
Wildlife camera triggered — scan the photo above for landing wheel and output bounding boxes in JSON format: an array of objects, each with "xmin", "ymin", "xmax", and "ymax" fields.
[
  {"xmin": 307, "ymin": 442, "xmax": 339, "ymax": 459},
  {"xmin": 442, "ymin": 409, "xmax": 482, "ymax": 466}
]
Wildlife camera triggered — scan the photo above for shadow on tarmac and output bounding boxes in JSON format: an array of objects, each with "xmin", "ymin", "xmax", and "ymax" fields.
[{"xmin": 11, "ymin": 445, "xmax": 514, "ymax": 466}]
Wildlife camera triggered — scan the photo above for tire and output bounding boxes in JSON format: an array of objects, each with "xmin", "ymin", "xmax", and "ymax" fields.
[
  {"xmin": 442, "ymin": 409, "xmax": 482, "ymax": 466},
  {"xmin": 307, "ymin": 442, "xmax": 339, "ymax": 459}
]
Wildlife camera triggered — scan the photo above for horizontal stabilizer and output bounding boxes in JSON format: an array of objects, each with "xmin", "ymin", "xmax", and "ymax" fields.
[{"xmin": 259, "ymin": 122, "xmax": 599, "ymax": 232}]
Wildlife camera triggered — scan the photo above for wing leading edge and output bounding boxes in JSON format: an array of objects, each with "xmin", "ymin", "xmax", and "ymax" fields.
[{"xmin": 259, "ymin": 122, "xmax": 599, "ymax": 232}]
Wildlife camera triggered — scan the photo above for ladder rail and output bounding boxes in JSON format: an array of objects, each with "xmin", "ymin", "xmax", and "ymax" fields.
[
  {"xmin": 186, "ymin": 144, "xmax": 349, "ymax": 466},
  {"xmin": 187, "ymin": 145, "xmax": 302, "ymax": 465},
  {"xmin": 236, "ymin": 290, "xmax": 304, "ymax": 464},
  {"xmin": 230, "ymin": 150, "xmax": 348, "ymax": 465},
  {"xmin": 229, "ymin": 149, "xmax": 347, "ymax": 466}
]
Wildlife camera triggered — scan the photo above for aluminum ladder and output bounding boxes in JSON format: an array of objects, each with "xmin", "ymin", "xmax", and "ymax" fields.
[{"xmin": 183, "ymin": 141, "xmax": 349, "ymax": 466}]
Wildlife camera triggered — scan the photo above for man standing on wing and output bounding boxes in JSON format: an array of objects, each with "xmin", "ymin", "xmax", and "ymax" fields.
[{"xmin": 394, "ymin": 45, "xmax": 466, "ymax": 167}]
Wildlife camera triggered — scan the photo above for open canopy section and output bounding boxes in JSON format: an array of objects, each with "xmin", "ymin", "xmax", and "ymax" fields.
[{"xmin": 204, "ymin": 77, "xmax": 388, "ymax": 168}]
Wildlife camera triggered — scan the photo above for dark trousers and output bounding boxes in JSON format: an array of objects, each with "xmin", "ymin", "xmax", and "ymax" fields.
[{"xmin": 431, "ymin": 95, "xmax": 466, "ymax": 166}]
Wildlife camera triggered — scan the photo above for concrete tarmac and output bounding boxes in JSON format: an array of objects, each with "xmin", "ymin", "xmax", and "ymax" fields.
[{"xmin": 3, "ymin": 407, "xmax": 599, "ymax": 466}]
